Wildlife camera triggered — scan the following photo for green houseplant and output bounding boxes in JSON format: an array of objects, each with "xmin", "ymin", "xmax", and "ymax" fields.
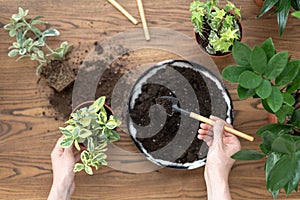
[
  {"xmin": 59, "ymin": 96, "xmax": 121, "ymax": 175},
  {"xmin": 222, "ymin": 38, "xmax": 300, "ymax": 199},
  {"xmin": 4, "ymin": 7, "xmax": 75, "ymax": 92},
  {"xmin": 189, "ymin": 0, "xmax": 242, "ymax": 56},
  {"xmin": 257, "ymin": 0, "xmax": 300, "ymax": 35}
]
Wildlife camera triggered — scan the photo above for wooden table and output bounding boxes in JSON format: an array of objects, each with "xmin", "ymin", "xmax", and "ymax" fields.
[{"xmin": 0, "ymin": 0, "xmax": 300, "ymax": 199}]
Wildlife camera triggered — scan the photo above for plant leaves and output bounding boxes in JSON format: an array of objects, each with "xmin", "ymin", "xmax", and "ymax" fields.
[
  {"xmin": 282, "ymin": 93, "xmax": 296, "ymax": 106},
  {"xmin": 79, "ymin": 129, "xmax": 92, "ymax": 138},
  {"xmin": 8, "ymin": 49, "xmax": 19, "ymax": 57},
  {"xmin": 59, "ymin": 127, "xmax": 72, "ymax": 137},
  {"xmin": 283, "ymin": 151, "xmax": 300, "ymax": 195},
  {"xmin": 85, "ymin": 166, "xmax": 93, "ymax": 175},
  {"xmin": 275, "ymin": 60, "xmax": 300, "ymax": 87},
  {"xmin": 89, "ymin": 96, "xmax": 106, "ymax": 113},
  {"xmin": 275, "ymin": 105, "xmax": 294, "ymax": 123},
  {"xmin": 257, "ymin": 124, "xmax": 292, "ymax": 136},
  {"xmin": 106, "ymin": 120, "xmax": 117, "ymax": 130},
  {"xmin": 291, "ymin": 108, "xmax": 300, "ymax": 129},
  {"xmin": 261, "ymin": 38, "xmax": 275, "ymax": 60},
  {"xmin": 237, "ymin": 85, "xmax": 256, "ymax": 100},
  {"xmin": 231, "ymin": 149, "xmax": 265, "ymax": 160},
  {"xmin": 256, "ymin": 79, "xmax": 272, "ymax": 99},
  {"xmin": 286, "ymin": 69, "xmax": 300, "ymax": 93},
  {"xmin": 265, "ymin": 152, "xmax": 281, "ymax": 199},
  {"xmin": 87, "ymin": 137, "xmax": 95, "ymax": 153},
  {"xmin": 221, "ymin": 65, "xmax": 248, "ymax": 82},
  {"xmin": 73, "ymin": 163, "xmax": 85, "ymax": 173},
  {"xmin": 238, "ymin": 71, "xmax": 263, "ymax": 89},
  {"xmin": 265, "ymin": 52, "xmax": 289, "ymax": 80},
  {"xmin": 271, "ymin": 135, "xmax": 296, "ymax": 154},
  {"xmin": 74, "ymin": 139, "xmax": 81, "ymax": 151},
  {"xmin": 250, "ymin": 46, "xmax": 267, "ymax": 73},
  {"xmin": 59, "ymin": 137, "xmax": 74, "ymax": 148},
  {"xmin": 232, "ymin": 41, "xmax": 252, "ymax": 66},
  {"xmin": 258, "ymin": 0, "xmax": 279, "ymax": 18},
  {"xmin": 276, "ymin": 0, "xmax": 291, "ymax": 36},
  {"xmin": 267, "ymin": 154, "xmax": 299, "ymax": 193},
  {"xmin": 42, "ymin": 29, "xmax": 60, "ymax": 37},
  {"xmin": 267, "ymin": 87, "xmax": 283, "ymax": 113}
]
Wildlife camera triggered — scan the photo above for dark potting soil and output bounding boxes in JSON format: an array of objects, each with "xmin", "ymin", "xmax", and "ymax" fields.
[{"xmin": 129, "ymin": 65, "xmax": 211, "ymax": 164}]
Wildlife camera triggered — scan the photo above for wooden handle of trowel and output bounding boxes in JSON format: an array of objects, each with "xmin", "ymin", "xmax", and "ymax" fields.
[{"xmin": 189, "ymin": 112, "xmax": 254, "ymax": 142}]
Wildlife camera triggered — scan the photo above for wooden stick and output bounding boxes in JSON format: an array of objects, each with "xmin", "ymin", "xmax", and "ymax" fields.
[
  {"xmin": 108, "ymin": 0, "xmax": 138, "ymax": 25},
  {"xmin": 189, "ymin": 112, "xmax": 254, "ymax": 142},
  {"xmin": 136, "ymin": 0, "xmax": 150, "ymax": 41}
]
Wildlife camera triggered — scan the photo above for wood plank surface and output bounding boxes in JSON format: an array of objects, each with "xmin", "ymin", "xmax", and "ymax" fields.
[{"xmin": 0, "ymin": 0, "xmax": 300, "ymax": 199}]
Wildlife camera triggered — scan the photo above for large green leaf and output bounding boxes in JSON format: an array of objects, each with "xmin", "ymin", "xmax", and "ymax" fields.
[
  {"xmin": 257, "ymin": 124, "xmax": 293, "ymax": 136},
  {"xmin": 258, "ymin": 0, "xmax": 279, "ymax": 17},
  {"xmin": 291, "ymin": 108, "xmax": 300, "ymax": 129},
  {"xmin": 261, "ymin": 99, "xmax": 275, "ymax": 113},
  {"xmin": 237, "ymin": 85, "xmax": 256, "ymax": 100},
  {"xmin": 284, "ymin": 151, "xmax": 300, "ymax": 195},
  {"xmin": 277, "ymin": 0, "xmax": 291, "ymax": 36},
  {"xmin": 222, "ymin": 66, "xmax": 248, "ymax": 83},
  {"xmin": 250, "ymin": 46, "xmax": 267, "ymax": 73},
  {"xmin": 283, "ymin": 93, "xmax": 296, "ymax": 106},
  {"xmin": 267, "ymin": 154, "xmax": 299, "ymax": 193},
  {"xmin": 276, "ymin": 60, "xmax": 300, "ymax": 87},
  {"xmin": 256, "ymin": 79, "xmax": 272, "ymax": 99},
  {"xmin": 271, "ymin": 135, "xmax": 296, "ymax": 154},
  {"xmin": 265, "ymin": 152, "xmax": 281, "ymax": 199},
  {"xmin": 231, "ymin": 149, "xmax": 265, "ymax": 160},
  {"xmin": 232, "ymin": 42, "xmax": 252, "ymax": 66},
  {"xmin": 286, "ymin": 69, "xmax": 300, "ymax": 93},
  {"xmin": 275, "ymin": 105, "xmax": 294, "ymax": 123},
  {"xmin": 267, "ymin": 87, "xmax": 283, "ymax": 113},
  {"xmin": 239, "ymin": 71, "xmax": 263, "ymax": 89},
  {"xmin": 259, "ymin": 131, "xmax": 279, "ymax": 154},
  {"xmin": 261, "ymin": 38, "xmax": 275, "ymax": 60},
  {"xmin": 266, "ymin": 52, "xmax": 289, "ymax": 80}
]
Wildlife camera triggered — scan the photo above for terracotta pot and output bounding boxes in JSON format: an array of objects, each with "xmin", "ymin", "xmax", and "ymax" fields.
[
  {"xmin": 268, "ymin": 113, "xmax": 277, "ymax": 123},
  {"xmin": 254, "ymin": 0, "xmax": 264, "ymax": 7}
]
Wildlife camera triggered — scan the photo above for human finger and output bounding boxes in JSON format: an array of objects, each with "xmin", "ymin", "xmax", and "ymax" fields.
[
  {"xmin": 211, "ymin": 120, "xmax": 225, "ymax": 146},
  {"xmin": 198, "ymin": 134, "xmax": 213, "ymax": 146}
]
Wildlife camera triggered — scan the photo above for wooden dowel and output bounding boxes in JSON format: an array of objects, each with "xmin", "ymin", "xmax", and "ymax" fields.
[
  {"xmin": 108, "ymin": 0, "xmax": 138, "ymax": 25},
  {"xmin": 136, "ymin": 0, "xmax": 150, "ymax": 41},
  {"xmin": 189, "ymin": 112, "xmax": 254, "ymax": 142}
]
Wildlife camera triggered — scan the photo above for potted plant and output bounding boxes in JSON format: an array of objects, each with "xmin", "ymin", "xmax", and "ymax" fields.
[
  {"xmin": 59, "ymin": 96, "xmax": 121, "ymax": 175},
  {"xmin": 222, "ymin": 38, "xmax": 300, "ymax": 199},
  {"xmin": 189, "ymin": 0, "xmax": 242, "ymax": 57},
  {"xmin": 257, "ymin": 0, "xmax": 300, "ymax": 35},
  {"xmin": 4, "ymin": 7, "xmax": 75, "ymax": 92}
]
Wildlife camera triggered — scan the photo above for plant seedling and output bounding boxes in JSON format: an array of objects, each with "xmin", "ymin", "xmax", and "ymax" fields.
[
  {"xmin": 4, "ymin": 7, "xmax": 73, "ymax": 75},
  {"xmin": 59, "ymin": 96, "xmax": 121, "ymax": 175}
]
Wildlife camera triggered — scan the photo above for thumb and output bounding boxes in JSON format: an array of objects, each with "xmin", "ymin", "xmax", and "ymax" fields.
[{"xmin": 212, "ymin": 120, "xmax": 225, "ymax": 147}]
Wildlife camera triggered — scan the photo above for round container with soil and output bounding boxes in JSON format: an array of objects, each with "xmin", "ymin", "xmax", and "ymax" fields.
[{"xmin": 127, "ymin": 60, "xmax": 233, "ymax": 169}]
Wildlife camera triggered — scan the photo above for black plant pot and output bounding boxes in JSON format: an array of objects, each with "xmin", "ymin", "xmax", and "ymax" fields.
[{"xmin": 127, "ymin": 60, "xmax": 233, "ymax": 169}]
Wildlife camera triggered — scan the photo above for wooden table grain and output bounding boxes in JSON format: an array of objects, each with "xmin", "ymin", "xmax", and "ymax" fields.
[{"xmin": 0, "ymin": 0, "xmax": 300, "ymax": 199}]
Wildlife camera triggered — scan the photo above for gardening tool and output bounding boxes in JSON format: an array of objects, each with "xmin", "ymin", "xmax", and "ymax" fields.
[{"xmin": 158, "ymin": 96, "xmax": 254, "ymax": 142}]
